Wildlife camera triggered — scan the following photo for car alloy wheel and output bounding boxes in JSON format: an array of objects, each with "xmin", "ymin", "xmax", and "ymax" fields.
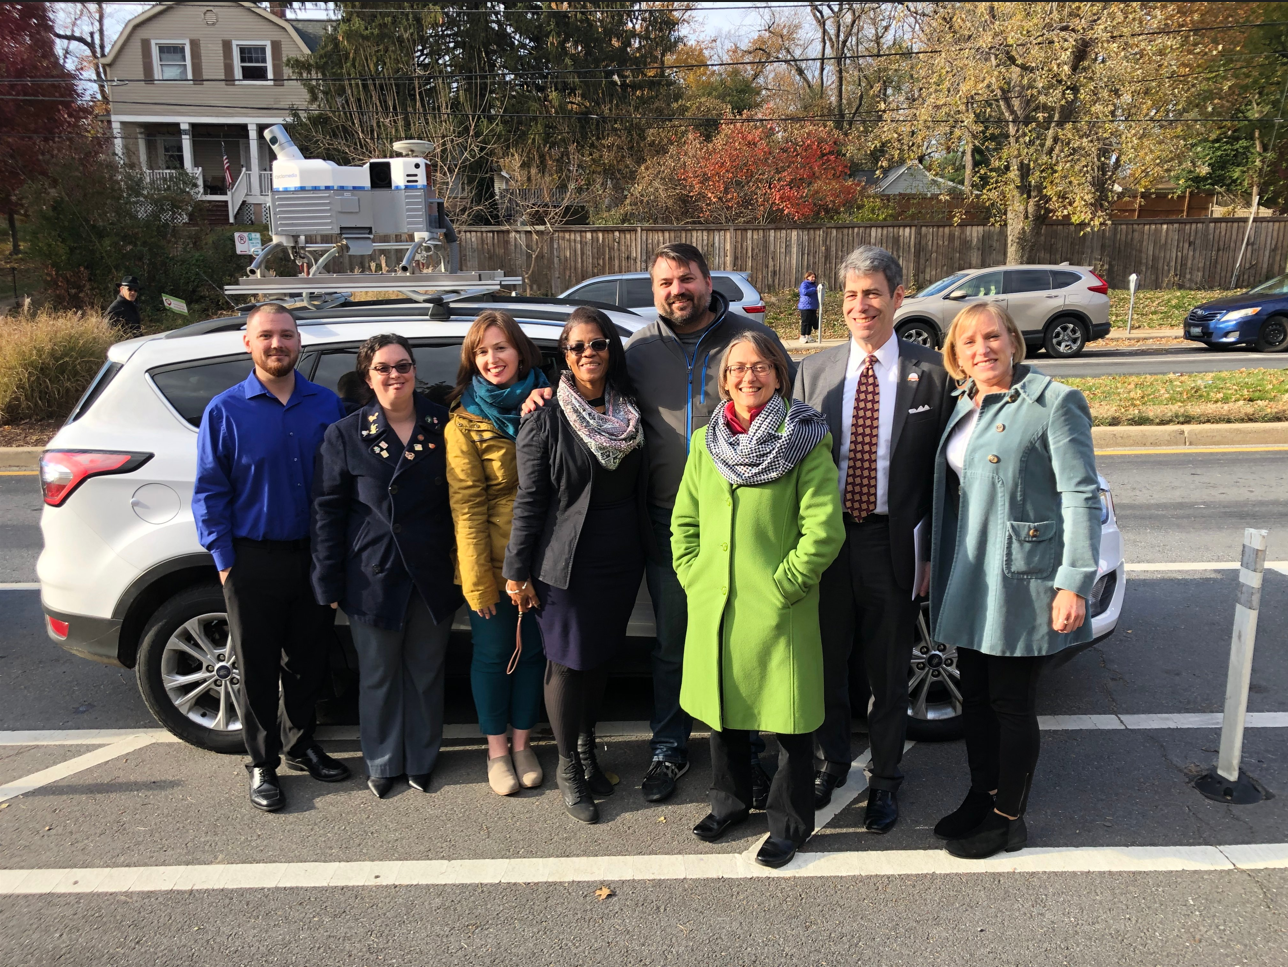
[
  {"xmin": 1044, "ymin": 318, "xmax": 1087, "ymax": 358},
  {"xmin": 161, "ymin": 612, "xmax": 244, "ymax": 733},
  {"xmin": 898, "ymin": 322, "xmax": 937, "ymax": 347},
  {"xmin": 906, "ymin": 606, "xmax": 964, "ymax": 741}
]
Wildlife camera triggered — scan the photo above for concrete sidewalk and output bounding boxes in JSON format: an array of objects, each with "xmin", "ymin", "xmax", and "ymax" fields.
[{"xmin": 792, "ymin": 328, "xmax": 1182, "ymax": 353}]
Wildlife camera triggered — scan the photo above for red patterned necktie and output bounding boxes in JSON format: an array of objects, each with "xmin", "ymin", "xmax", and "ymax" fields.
[{"xmin": 843, "ymin": 354, "xmax": 879, "ymax": 520}]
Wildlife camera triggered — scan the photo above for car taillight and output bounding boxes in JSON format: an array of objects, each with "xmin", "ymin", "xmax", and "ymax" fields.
[
  {"xmin": 742, "ymin": 304, "xmax": 765, "ymax": 313},
  {"xmin": 46, "ymin": 615, "xmax": 69, "ymax": 639},
  {"xmin": 1087, "ymin": 272, "xmax": 1109, "ymax": 295},
  {"xmin": 40, "ymin": 450, "xmax": 153, "ymax": 506}
]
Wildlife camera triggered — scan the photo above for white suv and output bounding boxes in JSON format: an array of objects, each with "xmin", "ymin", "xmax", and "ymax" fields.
[{"xmin": 38, "ymin": 299, "xmax": 1126, "ymax": 752}]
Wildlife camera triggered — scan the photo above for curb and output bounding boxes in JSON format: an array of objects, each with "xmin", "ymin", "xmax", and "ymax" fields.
[
  {"xmin": 0, "ymin": 448, "xmax": 42, "ymax": 470},
  {"xmin": 1093, "ymin": 422, "xmax": 1288, "ymax": 449}
]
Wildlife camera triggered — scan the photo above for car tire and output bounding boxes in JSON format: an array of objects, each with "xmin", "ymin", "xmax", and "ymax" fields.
[
  {"xmin": 1255, "ymin": 315, "xmax": 1288, "ymax": 352},
  {"xmin": 136, "ymin": 583, "xmax": 246, "ymax": 754},
  {"xmin": 896, "ymin": 320, "xmax": 939, "ymax": 348},
  {"xmin": 1043, "ymin": 316, "xmax": 1089, "ymax": 358},
  {"xmin": 905, "ymin": 604, "xmax": 964, "ymax": 742}
]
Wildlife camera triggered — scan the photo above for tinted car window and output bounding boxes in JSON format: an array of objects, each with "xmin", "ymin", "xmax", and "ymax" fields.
[
  {"xmin": 150, "ymin": 357, "xmax": 254, "ymax": 427},
  {"xmin": 1005, "ymin": 270, "xmax": 1052, "ymax": 293},
  {"xmin": 1050, "ymin": 270, "xmax": 1082, "ymax": 289},
  {"xmin": 955, "ymin": 272, "xmax": 1003, "ymax": 298},
  {"xmin": 621, "ymin": 277, "xmax": 653, "ymax": 308},
  {"xmin": 569, "ymin": 281, "xmax": 619, "ymax": 304},
  {"xmin": 712, "ymin": 276, "xmax": 746, "ymax": 303},
  {"xmin": 311, "ymin": 343, "xmax": 463, "ymax": 407}
]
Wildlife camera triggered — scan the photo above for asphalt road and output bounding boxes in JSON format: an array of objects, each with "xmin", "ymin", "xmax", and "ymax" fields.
[{"xmin": 3, "ymin": 455, "xmax": 1288, "ymax": 966}]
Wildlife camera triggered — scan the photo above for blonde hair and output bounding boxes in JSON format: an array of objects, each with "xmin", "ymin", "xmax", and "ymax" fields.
[
  {"xmin": 717, "ymin": 330, "xmax": 792, "ymax": 402},
  {"xmin": 942, "ymin": 302, "xmax": 1027, "ymax": 381}
]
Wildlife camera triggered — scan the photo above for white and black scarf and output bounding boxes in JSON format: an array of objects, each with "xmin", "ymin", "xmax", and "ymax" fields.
[
  {"xmin": 557, "ymin": 371, "xmax": 644, "ymax": 470},
  {"xmin": 704, "ymin": 395, "xmax": 828, "ymax": 486}
]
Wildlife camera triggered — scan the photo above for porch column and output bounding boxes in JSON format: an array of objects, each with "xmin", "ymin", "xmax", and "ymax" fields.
[
  {"xmin": 112, "ymin": 120, "xmax": 125, "ymax": 162},
  {"xmin": 247, "ymin": 122, "xmax": 260, "ymax": 191},
  {"xmin": 136, "ymin": 127, "xmax": 149, "ymax": 168},
  {"xmin": 180, "ymin": 122, "xmax": 194, "ymax": 170}
]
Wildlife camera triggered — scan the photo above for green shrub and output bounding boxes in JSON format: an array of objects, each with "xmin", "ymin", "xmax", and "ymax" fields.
[{"xmin": 0, "ymin": 307, "xmax": 114, "ymax": 422}]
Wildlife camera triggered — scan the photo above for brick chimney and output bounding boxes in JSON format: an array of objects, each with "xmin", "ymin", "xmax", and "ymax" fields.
[{"xmin": 268, "ymin": 2, "xmax": 287, "ymax": 18}]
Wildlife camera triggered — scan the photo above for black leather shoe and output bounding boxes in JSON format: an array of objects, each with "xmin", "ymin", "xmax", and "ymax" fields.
[
  {"xmin": 407, "ymin": 773, "xmax": 431, "ymax": 792},
  {"xmin": 692, "ymin": 810, "xmax": 749, "ymax": 842},
  {"xmin": 284, "ymin": 745, "xmax": 350, "ymax": 783},
  {"xmin": 934, "ymin": 787, "xmax": 995, "ymax": 840},
  {"xmin": 813, "ymin": 770, "xmax": 845, "ymax": 810},
  {"xmin": 864, "ymin": 788, "xmax": 898, "ymax": 834},
  {"xmin": 754, "ymin": 835, "xmax": 798, "ymax": 869},
  {"xmin": 556, "ymin": 754, "xmax": 599, "ymax": 824},
  {"xmin": 367, "ymin": 775, "xmax": 395, "ymax": 799},
  {"xmin": 249, "ymin": 767, "xmax": 284, "ymax": 812},
  {"xmin": 578, "ymin": 730, "xmax": 617, "ymax": 797},
  {"xmin": 750, "ymin": 761, "xmax": 771, "ymax": 811},
  {"xmin": 945, "ymin": 811, "xmax": 1027, "ymax": 859},
  {"xmin": 641, "ymin": 759, "xmax": 689, "ymax": 803}
]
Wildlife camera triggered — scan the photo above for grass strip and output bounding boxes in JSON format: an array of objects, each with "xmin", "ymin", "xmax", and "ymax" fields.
[{"xmin": 1066, "ymin": 369, "xmax": 1288, "ymax": 425}]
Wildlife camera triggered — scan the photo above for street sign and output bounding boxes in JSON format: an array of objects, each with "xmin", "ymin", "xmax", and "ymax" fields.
[
  {"xmin": 161, "ymin": 294, "xmax": 189, "ymax": 315},
  {"xmin": 234, "ymin": 231, "xmax": 262, "ymax": 255}
]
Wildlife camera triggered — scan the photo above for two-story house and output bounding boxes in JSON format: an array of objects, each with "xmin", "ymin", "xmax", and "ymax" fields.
[{"xmin": 100, "ymin": 1, "xmax": 331, "ymax": 223}]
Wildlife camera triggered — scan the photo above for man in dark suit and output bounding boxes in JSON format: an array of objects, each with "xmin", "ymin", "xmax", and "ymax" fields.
[{"xmin": 792, "ymin": 245, "xmax": 955, "ymax": 833}]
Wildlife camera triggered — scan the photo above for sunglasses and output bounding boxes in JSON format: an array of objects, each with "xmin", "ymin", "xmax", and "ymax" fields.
[
  {"xmin": 370, "ymin": 361, "xmax": 414, "ymax": 375},
  {"xmin": 564, "ymin": 338, "xmax": 610, "ymax": 356}
]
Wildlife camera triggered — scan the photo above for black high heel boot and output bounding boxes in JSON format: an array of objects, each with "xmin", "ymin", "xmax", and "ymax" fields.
[
  {"xmin": 945, "ymin": 811, "xmax": 1027, "ymax": 859},
  {"xmin": 578, "ymin": 729, "xmax": 616, "ymax": 797},
  {"xmin": 934, "ymin": 787, "xmax": 995, "ymax": 839},
  {"xmin": 556, "ymin": 753, "xmax": 599, "ymax": 824}
]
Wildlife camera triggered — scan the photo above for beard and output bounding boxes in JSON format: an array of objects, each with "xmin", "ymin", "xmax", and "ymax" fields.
[
  {"xmin": 659, "ymin": 290, "xmax": 710, "ymax": 329},
  {"xmin": 255, "ymin": 348, "xmax": 298, "ymax": 377}
]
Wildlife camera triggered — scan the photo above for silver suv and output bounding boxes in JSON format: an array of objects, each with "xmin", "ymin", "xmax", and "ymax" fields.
[
  {"xmin": 560, "ymin": 271, "xmax": 765, "ymax": 323},
  {"xmin": 894, "ymin": 265, "xmax": 1112, "ymax": 357}
]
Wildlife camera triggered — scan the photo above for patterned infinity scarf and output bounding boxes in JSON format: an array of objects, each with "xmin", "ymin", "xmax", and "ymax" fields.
[
  {"xmin": 556, "ymin": 371, "xmax": 644, "ymax": 470},
  {"xmin": 704, "ymin": 394, "xmax": 828, "ymax": 486}
]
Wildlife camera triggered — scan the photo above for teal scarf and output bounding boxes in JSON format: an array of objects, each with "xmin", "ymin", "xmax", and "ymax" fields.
[{"xmin": 461, "ymin": 367, "xmax": 548, "ymax": 440}]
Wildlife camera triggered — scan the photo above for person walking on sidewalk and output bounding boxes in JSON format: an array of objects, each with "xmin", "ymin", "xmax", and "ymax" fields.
[
  {"xmin": 193, "ymin": 303, "xmax": 350, "ymax": 812},
  {"xmin": 798, "ymin": 271, "xmax": 820, "ymax": 344},
  {"xmin": 446, "ymin": 311, "xmax": 549, "ymax": 797}
]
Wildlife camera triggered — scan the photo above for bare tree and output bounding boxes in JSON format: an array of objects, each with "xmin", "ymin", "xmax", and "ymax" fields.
[{"xmin": 51, "ymin": 2, "xmax": 109, "ymax": 102}]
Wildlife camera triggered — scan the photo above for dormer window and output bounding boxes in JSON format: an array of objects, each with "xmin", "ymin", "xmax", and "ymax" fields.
[
  {"xmin": 236, "ymin": 43, "xmax": 270, "ymax": 81},
  {"xmin": 156, "ymin": 43, "xmax": 189, "ymax": 81}
]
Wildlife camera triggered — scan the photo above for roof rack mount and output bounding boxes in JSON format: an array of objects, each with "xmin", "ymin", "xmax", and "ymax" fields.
[{"xmin": 224, "ymin": 270, "xmax": 525, "ymax": 307}]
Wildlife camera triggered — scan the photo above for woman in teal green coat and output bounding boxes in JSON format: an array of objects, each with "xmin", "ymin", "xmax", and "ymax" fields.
[
  {"xmin": 672, "ymin": 330, "xmax": 844, "ymax": 870},
  {"xmin": 929, "ymin": 303, "xmax": 1102, "ymax": 860}
]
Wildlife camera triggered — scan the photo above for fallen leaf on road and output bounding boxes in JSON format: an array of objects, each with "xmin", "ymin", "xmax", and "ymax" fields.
[
  {"xmin": 594, "ymin": 886, "xmax": 614, "ymax": 901},
  {"xmin": 656, "ymin": 816, "xmax": 666, "ymax": 823}
]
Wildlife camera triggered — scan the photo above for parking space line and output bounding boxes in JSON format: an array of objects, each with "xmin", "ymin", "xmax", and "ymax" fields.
[
  {"xmin": 2, "ymin": 843, "xmax": 1280, "ymax": 893},
  {"xmin": 0, "ymin": 733, "xmax": 158, "ymax": 803},
  {"xmin": 0, "ymin": 583, "xmax": 39, "ymax": 590},
  {"xmin": 1126, "ymin": 561, "xmax": 1288, "ymax": 572}
]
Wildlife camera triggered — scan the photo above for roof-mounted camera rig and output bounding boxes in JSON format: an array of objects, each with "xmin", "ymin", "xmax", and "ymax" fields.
[{"xmin": 227, "ymin": 125, "xmax": 519, "ymax": 309}]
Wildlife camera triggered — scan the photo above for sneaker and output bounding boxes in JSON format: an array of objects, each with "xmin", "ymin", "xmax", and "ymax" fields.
[{"xmin": 641, "ymin": 758, "xmax": 689, "ymax": 802}]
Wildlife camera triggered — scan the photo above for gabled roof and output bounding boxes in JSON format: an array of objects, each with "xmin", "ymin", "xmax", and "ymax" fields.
[
  {"xmin": 101, "ymin": 2, "xmax": 315, "ymax": 66},
  {"xmin": 875, "ymin": 162, "xmax": 966, "ymax": 194}
]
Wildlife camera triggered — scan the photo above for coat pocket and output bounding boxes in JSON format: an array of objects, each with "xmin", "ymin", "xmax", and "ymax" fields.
[{"xmin": 1004, "ymin": 520, "xmax": 1058, "ymax": 578}]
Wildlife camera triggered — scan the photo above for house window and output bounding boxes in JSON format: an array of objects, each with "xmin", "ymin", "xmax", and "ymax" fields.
[
  {"xmin": 161, "ymin": 138, "xmax": 184, "ymax": 170},
  {"xmin": 155, "ymin": 43, "xmax": 189, "ymax": 81},
  {"xmin": 236, "ymin": 43, "xmax": 270, "ymax": 81}
]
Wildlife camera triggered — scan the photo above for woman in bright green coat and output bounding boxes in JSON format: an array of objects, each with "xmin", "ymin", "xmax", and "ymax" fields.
[{"xmin": 672, "ymin": 330, "xmax": 844, "ymax": 870}]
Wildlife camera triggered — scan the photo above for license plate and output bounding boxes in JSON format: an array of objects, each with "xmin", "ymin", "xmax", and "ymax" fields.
[{"xmin": 1189, "ymin": 326, "xmax": 1203, "ymax": 335}]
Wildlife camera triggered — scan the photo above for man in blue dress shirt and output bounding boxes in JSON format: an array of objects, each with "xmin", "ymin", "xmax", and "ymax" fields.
[{"xmin": 193, "ymin": 303, "xmax": 350, "ymax": 811}]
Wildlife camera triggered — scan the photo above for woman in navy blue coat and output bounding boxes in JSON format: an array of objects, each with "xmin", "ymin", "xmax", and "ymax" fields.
[{"xmin": 311, "ymin": 333, "xmax": 462, "ymax": 798}]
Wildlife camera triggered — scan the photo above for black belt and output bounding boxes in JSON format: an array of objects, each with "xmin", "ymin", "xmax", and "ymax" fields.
[
  {"xmin": 233, "ymin": 537, "xmax": 310, "ymax": 551},
  {"xmin": 843, "ymin": 512, "xmax": 888, "ymax": 526}
]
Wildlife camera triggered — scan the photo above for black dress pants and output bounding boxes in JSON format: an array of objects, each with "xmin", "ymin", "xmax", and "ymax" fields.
[
  {"xmin": 956, "ymin": 646, "xmax": 1044, "ymax": 817},
  {"xmin": 222, "ymin": 539, "xmax": 333, "ymax": 770},
  {"xmin": 710, "ymin": 729, "xmax": 814, "ymax": 845},
  {"xmin": 814, "ymin": 516, "xmax": 920, "ymax": 791}
]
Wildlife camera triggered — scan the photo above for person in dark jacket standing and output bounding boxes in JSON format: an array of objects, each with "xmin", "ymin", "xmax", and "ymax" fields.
[
  {"xmin": 798, "ymin": 271, "xmax": 820, "ymax": 345},
  {"xmin": 505, "ymin": 307, "xmax": 649, "ymax": 825},
  {"xmin": 312, "ymin": 334, "xmax": 462, "ymax": 799},
  {"xmin": 105, "ymin": 276, "xmax": 142, "ymax": 337},
  {"xmin": 193, "ymin": 303, "xmax": 350, "ymax": 813}
]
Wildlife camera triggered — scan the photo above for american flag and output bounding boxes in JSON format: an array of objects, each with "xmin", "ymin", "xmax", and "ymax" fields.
[{"xmin": 221, "ymin": 142, "xmax": 233, "ymax": 191}]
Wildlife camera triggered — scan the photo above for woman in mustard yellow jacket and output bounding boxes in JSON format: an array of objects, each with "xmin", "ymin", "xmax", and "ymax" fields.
[{"xmin": 446, "ymin": 311, "xmax": 549, "ymax": 796}]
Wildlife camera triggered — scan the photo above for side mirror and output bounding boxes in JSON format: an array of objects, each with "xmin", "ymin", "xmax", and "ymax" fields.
[{"xmin": 945, "ymin": 289, "xmax": 968, "ymax": 301}]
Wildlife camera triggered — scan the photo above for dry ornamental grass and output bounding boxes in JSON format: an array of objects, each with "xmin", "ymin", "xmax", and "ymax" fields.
[{"xmin": 0, "ymin": 309, "xmax": 116, "ymax": 425}]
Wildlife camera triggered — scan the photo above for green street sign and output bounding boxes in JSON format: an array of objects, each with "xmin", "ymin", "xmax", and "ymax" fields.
[{"xmin": 162, "ymin": 294, "xmax": 189, "ymax": 315}]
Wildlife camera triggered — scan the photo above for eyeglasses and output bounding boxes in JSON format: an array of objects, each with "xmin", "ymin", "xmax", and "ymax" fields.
[
  {"xmin": 564, "ymin": 339, "xmax": 609, "ymax": 356},
  {"xmin": 370, "ymin": 361, "xmax": 414, "ymax": 375},
  {"xmin": 726, "ymin": 362, "xmax": 773, "ymax": 378}
]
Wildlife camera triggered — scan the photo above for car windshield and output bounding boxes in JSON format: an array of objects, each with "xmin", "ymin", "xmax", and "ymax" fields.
[
  {"xmin": 917, "ymin": 272, "xmax": 970, "ymax": 297},
  {"xmin": 1246, "ymin": 273, "xmax": 1288, "ymax": 295}
]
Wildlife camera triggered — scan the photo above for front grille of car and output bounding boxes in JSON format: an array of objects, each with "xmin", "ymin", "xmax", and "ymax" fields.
[
  {"xmin": 1187, "ymin": 308, "xmax": 1221, "ymax": 323},
  {"xmin": 1088, "ymin": 571, "xmax": 1117, "ymax": 619}
]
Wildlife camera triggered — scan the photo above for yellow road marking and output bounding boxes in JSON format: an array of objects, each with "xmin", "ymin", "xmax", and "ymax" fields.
[{"xmin": 0, "ymin": 471, "xmax": 36, "ymax": 476}]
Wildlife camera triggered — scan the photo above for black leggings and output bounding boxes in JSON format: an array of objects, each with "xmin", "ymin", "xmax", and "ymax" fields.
[
  {"xmin": 956, "ymin": 647, "xmax": 1044, "ymax": 817},
  {"xmin": 543, "ymin": 660, "xmax": 609, "ymax": 759},
  {"xmin": 799, "ymin": 309, "xmax": 819, "ymax": 335}
]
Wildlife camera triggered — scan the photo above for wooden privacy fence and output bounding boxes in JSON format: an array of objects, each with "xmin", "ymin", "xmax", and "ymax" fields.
[{"xmin": 455, "ymin": 217, "xmax": 1288, "ymax": 294}]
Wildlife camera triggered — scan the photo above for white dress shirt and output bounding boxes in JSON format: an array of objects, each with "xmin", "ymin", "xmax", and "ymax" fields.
[{"xmin": 837, "ymin": 332, "xmax": 900, "ymax": 514}]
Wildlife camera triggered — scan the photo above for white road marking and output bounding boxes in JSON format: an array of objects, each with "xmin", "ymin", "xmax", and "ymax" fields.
[
  {"xmin": 1126, "ymin": 562, "xmax": 1288, "ymax": 572},
  {"xmin": 0, "ymin": 733, "xmax": 158, "ymax": 803},
  {"xmin": 0, "ymin": 583, "xmax": 39, "ymax": 590},
  {"xmin": 0, "ymin": 843, "xmax": 1280, "ymax": 894}
]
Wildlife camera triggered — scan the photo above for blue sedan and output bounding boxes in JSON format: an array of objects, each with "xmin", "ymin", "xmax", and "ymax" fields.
[{"xmin": 1184, "ymin": 275, "xmax": 1288, "ymax": 351}]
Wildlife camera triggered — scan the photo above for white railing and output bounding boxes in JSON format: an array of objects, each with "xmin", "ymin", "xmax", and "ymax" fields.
[
  {"xmin": 228, "ymin": 170, "xmax": 250, "ymax": 222},
  {"xmin": 257, "ymin": 171, "xmax": 273, "ymax": 197},
  {"xmin": 142, "ymin": 167, "xmax": 203, "ymax": 196}
]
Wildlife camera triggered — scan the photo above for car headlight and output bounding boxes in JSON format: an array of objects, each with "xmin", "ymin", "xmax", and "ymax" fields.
[
  {"xmin": 1099, "ymin": 488, "xmax": 1113, "ymax": 524},
  {"xmin": 1220, "ymin": 306, "xmax": 1261, "ymax": 322}
]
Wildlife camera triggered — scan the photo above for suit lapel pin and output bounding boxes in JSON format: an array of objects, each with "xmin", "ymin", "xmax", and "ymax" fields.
[
  {"xmin": 414, "ymin": 444, "xmax": 423, "ymax": 451},
  {"xmin": 907, "ymin": 372, "xmax": 920, "ymax": 382},
  {"xmin": 405, "ymin": 451, "xmax": 414, "ymax": 460}
]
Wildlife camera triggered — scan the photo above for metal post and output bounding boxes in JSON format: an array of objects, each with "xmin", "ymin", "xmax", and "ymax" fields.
[
  {"xmin": 1196, "ymin": 527, "xmax": 1269, "ymax": 804},
  {"xmin": 817, "ymin": 282, "xmax": 826, "ymax": 340},
  {"xmin": 1125, "ymin": 273, "xmax": 1138, "ymax": 336}
]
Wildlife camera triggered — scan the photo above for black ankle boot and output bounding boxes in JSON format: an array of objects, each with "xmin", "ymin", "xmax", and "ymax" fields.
[
  {"xmin": 945, "ymin": 811, "xmax": 1027, "ymax": 859},
  {"xmin": 934, "ymin": 787, "xmax": 995, "ymax": 840},
  {"xmin": 556, "ymin": 753, "xmax": 599, "ymax": 824},
  {"xmin": 577, "ymin": 730, "xmax": 616, "ymax": 797}
]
